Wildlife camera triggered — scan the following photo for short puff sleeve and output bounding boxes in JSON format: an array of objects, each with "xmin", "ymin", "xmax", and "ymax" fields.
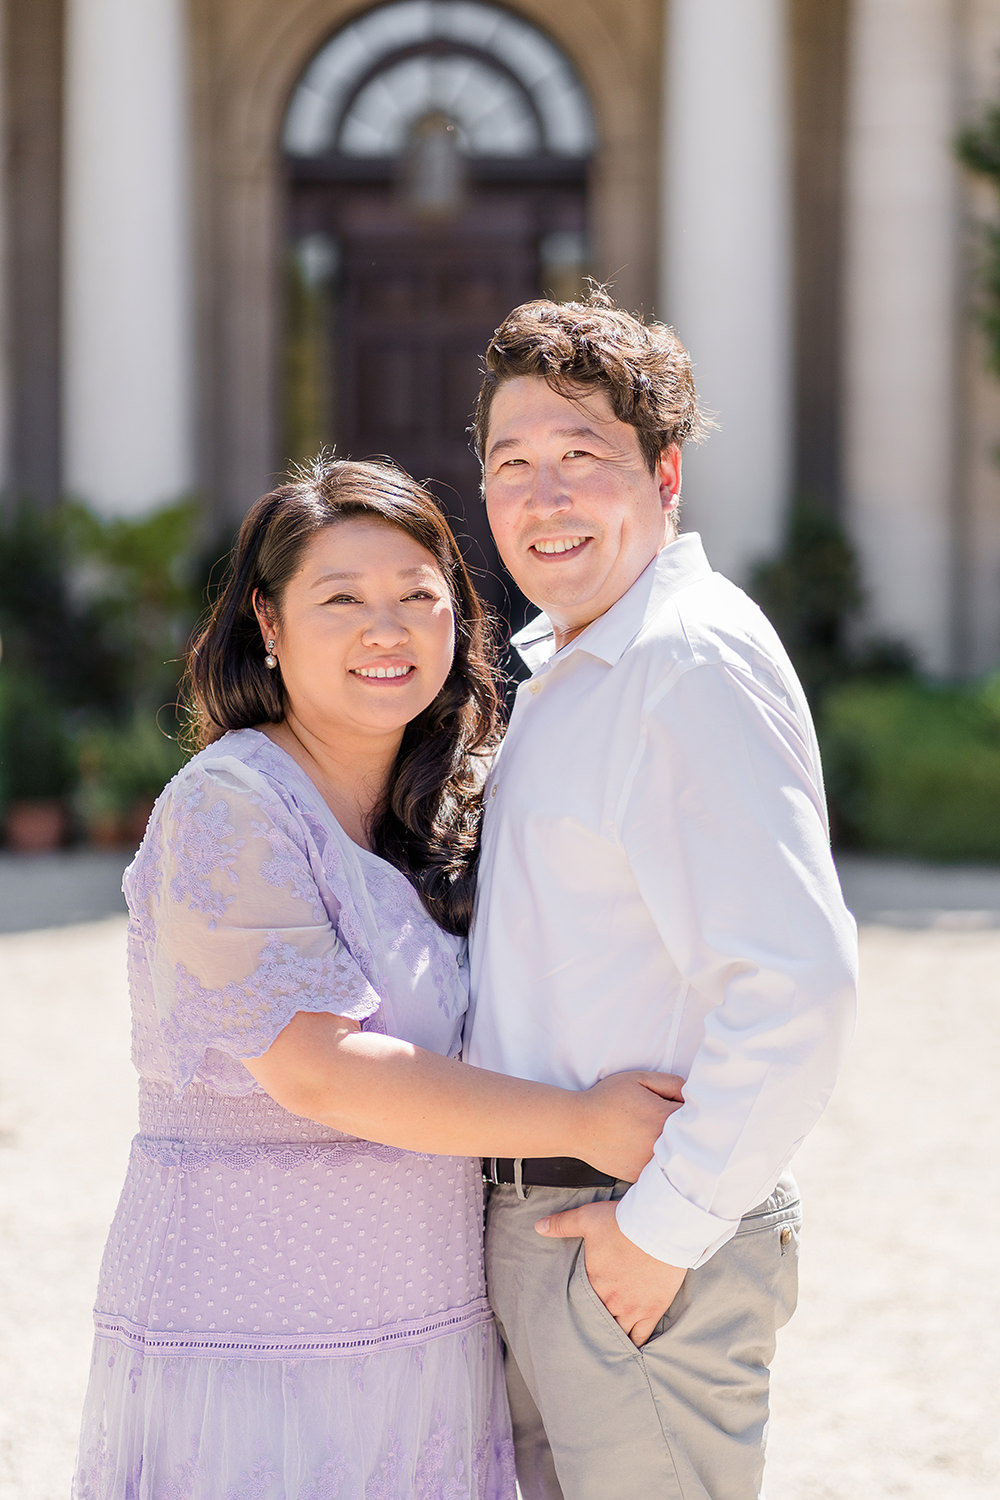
[{"xmin": 126, "ymin": 756, "xmax": 381, "ymax": 1094}]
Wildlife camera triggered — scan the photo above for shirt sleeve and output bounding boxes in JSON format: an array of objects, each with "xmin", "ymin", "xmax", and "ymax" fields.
[
  {"xmin": 613, "ymin": 658, "xmax": 858, "ymax": 1269},
  {"xmin": 134, "ymin": 756, "xmax": 382, "ymax": 1094}
]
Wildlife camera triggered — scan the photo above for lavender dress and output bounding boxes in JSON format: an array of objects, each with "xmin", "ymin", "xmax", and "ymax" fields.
[{"xmin": 73, "ymin": 729, "xmax": 515, "ymax": 1500}]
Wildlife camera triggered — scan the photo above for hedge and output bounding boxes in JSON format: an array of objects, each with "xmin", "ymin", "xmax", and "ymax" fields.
[{"xmin": 820, "ymin": 676, "xmax": 1000, "ymax": 862}]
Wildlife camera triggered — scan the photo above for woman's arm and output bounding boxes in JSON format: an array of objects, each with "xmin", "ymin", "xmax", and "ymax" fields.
[{"xmin": 242, "ymin": 1010, "xmax": 683, "ymax": 1184}]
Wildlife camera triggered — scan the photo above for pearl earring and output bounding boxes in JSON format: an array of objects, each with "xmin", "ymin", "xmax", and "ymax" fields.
[{"xmin": 264, "ymin": 638, "xmax": 277, "ymax": 670}]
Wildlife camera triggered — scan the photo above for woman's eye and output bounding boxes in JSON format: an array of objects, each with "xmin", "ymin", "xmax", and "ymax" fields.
[
  {"xmin": 325, "ymin": 594, "xmax": 360, "ymax": 605},
  {"xmin": 403, "ymin": 590, "xmax": 436, "ymax": 602}
]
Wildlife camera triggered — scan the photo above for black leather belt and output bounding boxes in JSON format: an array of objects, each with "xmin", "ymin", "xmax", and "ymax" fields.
[{"xmin": 483, "ymin": 1156, "xmax": 618, "ymax": 1189}]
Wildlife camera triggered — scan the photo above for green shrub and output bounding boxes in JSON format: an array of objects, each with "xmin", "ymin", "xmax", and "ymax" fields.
[
  {"xmin": 0, "ymin": 668, "xmax": 77, "ymax": 806},
  {"xmin": 821, "ymin": 676, "xmax": 1000, "ymax": 861},
  {"xmin": 76, "ymin": 715, "xmax": 185, "ymax": 821}
]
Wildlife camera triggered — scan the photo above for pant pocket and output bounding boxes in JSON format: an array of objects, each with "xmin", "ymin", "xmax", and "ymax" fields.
[{"xmin": 568, "ymin": 1243, "xmax": 645, "ymax": 1360}]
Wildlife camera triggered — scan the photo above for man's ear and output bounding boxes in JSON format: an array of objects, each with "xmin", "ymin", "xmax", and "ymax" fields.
[{"xmin": 657, "ymin": 444, "xmax": 682, "ymax": 518}]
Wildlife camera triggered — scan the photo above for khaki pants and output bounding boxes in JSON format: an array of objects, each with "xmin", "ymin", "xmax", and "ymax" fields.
[{"xmin": 485, "ymin": 1175, "xmax": 801, "ymax": 1500}]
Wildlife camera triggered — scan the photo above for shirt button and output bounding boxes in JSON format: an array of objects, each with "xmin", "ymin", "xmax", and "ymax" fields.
[{"xmin": 490, "ymin": 784, "xmax": 498, "ymax": 798}]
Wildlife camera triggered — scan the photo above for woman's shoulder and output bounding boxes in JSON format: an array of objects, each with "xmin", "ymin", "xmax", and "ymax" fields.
[{"xmin": 152, "ymin": 729, "xmax": 308, "ymax": 832}]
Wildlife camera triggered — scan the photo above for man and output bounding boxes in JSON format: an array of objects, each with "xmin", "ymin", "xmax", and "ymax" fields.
[{"xmin": 464, "ymin": 292, "xmax": 858, "ymax": 1500}]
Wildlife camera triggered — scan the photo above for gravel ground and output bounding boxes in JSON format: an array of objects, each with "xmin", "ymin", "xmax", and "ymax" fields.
[{"xmin": 0, "ymin": 853, "xmax": 997, "ymax": 1498}]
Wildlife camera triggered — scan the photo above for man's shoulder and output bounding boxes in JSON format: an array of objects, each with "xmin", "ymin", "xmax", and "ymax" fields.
[{"xmin": 634, "ymin": 567, "xmax": 790, "ymax": 683}]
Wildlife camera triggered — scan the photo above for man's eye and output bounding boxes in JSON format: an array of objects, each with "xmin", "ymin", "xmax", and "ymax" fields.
[{"xmin": 565, "ymin": 450, "xmax": 592, "ymax": 460}]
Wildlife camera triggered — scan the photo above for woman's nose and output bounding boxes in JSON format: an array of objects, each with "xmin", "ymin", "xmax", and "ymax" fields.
[{"xmin": 360, "ymin": 606, "xmax": 408, "ymax": 646}]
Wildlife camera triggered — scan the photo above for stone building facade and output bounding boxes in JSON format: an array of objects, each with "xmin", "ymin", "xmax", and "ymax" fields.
[{"xmin": 2, "ymin": 0, "xmax": 1000, "ymax": 670}]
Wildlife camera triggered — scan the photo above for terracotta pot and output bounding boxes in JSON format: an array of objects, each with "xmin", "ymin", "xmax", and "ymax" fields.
[
  {"xmin": 4, "ymin": 798, "xmax": 70, "ymax": 852},
  {"xmin": 123, "ymin": 797, "xmax": 157, "ymax": 845},
  {"xmin": 84, "ymin": 810, "xmax": 128, "ymax": 848}
]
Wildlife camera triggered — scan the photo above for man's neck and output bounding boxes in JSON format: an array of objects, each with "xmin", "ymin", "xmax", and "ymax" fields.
[{"xmin": 549, "ymin": 529, "xmax": 678, "ymax": 652}]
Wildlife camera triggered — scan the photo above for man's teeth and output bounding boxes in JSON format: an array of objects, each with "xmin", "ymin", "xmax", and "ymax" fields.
[
  {"xmin": 354, "ymin": 665, "xmax": 412, "ymax": 679},
  {"xmin": 533, "ymin": 537, "xmax": 586, "ymax": 554}
]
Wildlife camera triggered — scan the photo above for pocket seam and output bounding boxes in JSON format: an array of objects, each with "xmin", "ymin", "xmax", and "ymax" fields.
[{"xmin": 571, "ymin": 1250, "xmax": 643, "ymax": 1360}]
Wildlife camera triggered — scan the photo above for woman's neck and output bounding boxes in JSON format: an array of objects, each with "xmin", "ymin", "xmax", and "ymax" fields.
[{"xmin": 263, "ymin": 715, "xmax": 401, "ymax": 850}]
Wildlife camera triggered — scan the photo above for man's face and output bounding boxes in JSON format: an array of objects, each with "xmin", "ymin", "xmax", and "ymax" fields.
[{"xmin": 483, "ymin": 376, "xmax": 680, "ymax": 649}]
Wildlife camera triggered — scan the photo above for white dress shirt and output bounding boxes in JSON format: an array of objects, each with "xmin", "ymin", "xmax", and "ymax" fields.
[{"xmin": 465, "ymin": 533, "xmax": 858, "ymax": 1269}]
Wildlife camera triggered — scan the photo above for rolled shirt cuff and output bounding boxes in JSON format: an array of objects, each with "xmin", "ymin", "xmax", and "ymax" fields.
[{"xmin": 614, "ymin": 1158, "xmax": 742, "ymax": 1270}]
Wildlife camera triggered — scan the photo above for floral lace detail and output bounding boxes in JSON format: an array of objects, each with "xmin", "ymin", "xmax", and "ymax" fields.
[
  {"xmin": 162, "ymin": 932, "xmax": 379, "ymax": 1089},
  {"xmin": 166, "ymin": 775, "xmax": 244, "ymax": 929},
  {"xmin": 318, "ymin": 837, "xmax": 377, "ymax": 979},
  {"xmin": 132, "ymin": 1135, "xmax": 430, "ymax": 1173},
  {"xmin": 224, "ymin": 1457, "xmax": 278, "ymax": 1500},
  {"xmin": 255, "ymin": 816, "xmax": 328, "ymax": 925},
  {"xmin": 474, "ymin": 1432, "xmax": 517, "ymax": 1500},
  {"xmin": 364, "ymin": 1437, "xmax": 403, "ymax": 1500},
  {"xmin": 300, "ymin": 1448, "xmax": 351, "ymax": 1500},
  {"xmin": 362, "ymin": 858, "xmax": 464, "ymax": 1021},
  {"xmin": 414, "ymin": 1415, "xmax": 471, "ymax": 1499}
]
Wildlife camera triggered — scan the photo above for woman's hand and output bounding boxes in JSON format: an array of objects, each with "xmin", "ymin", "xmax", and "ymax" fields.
[{"xmin": 577, "ymin": 1071, "xmax": 685, "ymax": 1183}]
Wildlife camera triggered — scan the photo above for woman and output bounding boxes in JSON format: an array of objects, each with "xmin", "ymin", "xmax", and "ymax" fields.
[{"xmin": 73, "ymin": 457, "xmax": 680, "ymax": 1500}]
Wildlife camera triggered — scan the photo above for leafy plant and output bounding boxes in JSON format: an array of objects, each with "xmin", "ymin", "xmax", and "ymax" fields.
[
  {"xmin": 0, "ymin": 668, "xmax": 77, "ymax": 804},
  {"xmin": 76, "ymin": 715, "xmax": 185, "ymax": 817},
  {"xmin": 749, "ymin": 496, "xmax": 865, "ymax": 705},
  {"xmin": 0, "ymin": 502, "xmax": 119, "ymax": 714},
  {"xmin": 60, "ymin": 497, "xmax": 203, "ymax": 722},
  {"xmin": 821, "ymin": 675, "xmax": 1000, "ymax": 861}
]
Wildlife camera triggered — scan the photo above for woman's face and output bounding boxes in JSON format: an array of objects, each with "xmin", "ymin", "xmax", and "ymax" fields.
[{"xmin": 257, "ymin": 516, "xmax": 456, "ymax": 750}]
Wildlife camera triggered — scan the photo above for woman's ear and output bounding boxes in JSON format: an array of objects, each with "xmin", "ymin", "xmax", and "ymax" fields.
[{"xmin": 252, "ymin": 589, "xmax": 275, "ymax": 645}]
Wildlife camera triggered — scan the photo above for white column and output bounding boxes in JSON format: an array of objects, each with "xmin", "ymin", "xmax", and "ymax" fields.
[
  {"xmin": 62, "ymin": 0, "xmax": 193, "ymax": 514},
  {"xmin": 842, "ymin": 0, "xmax": 957, "ymax": 673},
  {"xmin": 660, "ymin": 0, "xmax": 793, "ymax": 583},
  {"xmin": 0, "ymin": 2, "xmax": 9, "ymax": 495}
]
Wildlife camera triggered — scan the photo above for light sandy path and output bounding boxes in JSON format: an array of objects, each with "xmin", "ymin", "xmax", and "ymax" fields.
[{"xmin": 1, "ymin": 869, "xmax": 998, "ymax": 1497}]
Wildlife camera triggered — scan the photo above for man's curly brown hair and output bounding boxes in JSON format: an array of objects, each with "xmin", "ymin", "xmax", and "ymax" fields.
[{"xmin": 471, "ymin": 288, "xmax": 707, "ymax": 476}]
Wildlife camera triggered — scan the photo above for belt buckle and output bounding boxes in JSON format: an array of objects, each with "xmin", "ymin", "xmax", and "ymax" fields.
[{"xmin": 485, "ymin": 1157, "xmax": 500, "ymax": 1186}]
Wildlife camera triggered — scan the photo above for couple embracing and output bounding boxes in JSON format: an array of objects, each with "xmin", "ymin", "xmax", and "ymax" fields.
[{"xmin": 74, "ymin": 293, "xmax": 857, "ymax": 1500}]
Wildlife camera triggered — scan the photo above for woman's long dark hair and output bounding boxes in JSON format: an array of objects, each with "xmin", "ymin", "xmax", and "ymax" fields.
[{"xmin": 184, "ymin": 456, "xmax": 500, "ymax": 935}]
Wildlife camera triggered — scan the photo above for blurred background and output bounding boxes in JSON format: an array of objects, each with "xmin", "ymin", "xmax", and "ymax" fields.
[
  {"xmin": 4, "ymin": 10, "xmax": 1000, "ymax": 1498},
  {"xmin": 3, "ymin": 0, "xmax": 1000, "ymax": 858}
]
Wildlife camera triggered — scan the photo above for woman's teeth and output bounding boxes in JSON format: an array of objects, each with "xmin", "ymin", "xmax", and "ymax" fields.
[{"xmin": 353, "ymin": 665, "xmax": 413, "ymax": 679}]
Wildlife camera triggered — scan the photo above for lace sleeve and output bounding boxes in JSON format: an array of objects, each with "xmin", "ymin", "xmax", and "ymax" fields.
[{"xmin": 134, "ymin": 757, "xmax": 381, "ymax": 1093}]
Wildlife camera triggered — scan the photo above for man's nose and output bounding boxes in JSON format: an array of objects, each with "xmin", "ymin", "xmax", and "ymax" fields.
[{"xmin": 526, "ymin": 463, "xmax": 571, "ymax": 514}]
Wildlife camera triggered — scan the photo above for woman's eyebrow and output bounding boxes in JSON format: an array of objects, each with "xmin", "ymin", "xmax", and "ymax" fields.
[{"xmin": 310, "ymin": 566, "xmax": 433, "ymax": 586}]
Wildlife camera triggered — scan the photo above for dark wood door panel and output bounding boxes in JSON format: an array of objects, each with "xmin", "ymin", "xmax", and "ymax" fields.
[{"xmin": 285, "ymin": 178, "xmax": 585, "ymax": 628}]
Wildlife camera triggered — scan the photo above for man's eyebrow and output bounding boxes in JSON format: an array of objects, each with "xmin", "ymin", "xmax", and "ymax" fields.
[
  {"xmin": 554, "ymin": 425, "xmax": 606, "ymax": 444},
  {"xmin": 486, "ymin": 425, "xmax": 607, "ymax": 462}
]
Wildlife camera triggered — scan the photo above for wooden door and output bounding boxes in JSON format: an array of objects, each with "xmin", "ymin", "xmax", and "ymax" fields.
[{"xmin": 337, "ymin": 195, "xmax": 538, "ymax": 616}]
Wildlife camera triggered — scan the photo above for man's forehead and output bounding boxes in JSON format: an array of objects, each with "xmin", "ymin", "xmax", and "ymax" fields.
[{"xmin": 486, "ymin": 377, "xmax": 621, "ymax": 447}]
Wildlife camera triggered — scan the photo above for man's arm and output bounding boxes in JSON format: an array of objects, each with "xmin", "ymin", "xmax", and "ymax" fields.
[{"xmin": 541, "ymin": 653, "xmax": 857, "ymax": 1335}]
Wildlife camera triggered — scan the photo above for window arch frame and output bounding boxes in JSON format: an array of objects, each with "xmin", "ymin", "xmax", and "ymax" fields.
[{"xmin": 282, "ymin": 0, "xmax": 597, "ymax": 166}]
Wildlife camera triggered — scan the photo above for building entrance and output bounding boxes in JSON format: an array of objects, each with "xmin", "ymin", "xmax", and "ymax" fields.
[{"xmin": 282, "ymin": 0, "xmax": 595, "ymax": 624}]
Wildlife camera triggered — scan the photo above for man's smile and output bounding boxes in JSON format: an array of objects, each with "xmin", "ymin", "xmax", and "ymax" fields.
[{"xmin": 529, "ymin": 536, "xmax": 591, "ymax": 558}]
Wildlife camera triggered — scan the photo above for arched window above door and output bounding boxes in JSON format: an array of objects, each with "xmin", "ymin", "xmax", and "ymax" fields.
[{"xmin": 283, "ymin": 1, "xmax": 596, "ymax": 160}]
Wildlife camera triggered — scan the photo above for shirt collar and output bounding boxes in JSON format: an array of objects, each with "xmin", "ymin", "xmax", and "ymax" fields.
[{"xmin": 511, "ymin": 532, "xmax": 714, "ymax": 672}]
